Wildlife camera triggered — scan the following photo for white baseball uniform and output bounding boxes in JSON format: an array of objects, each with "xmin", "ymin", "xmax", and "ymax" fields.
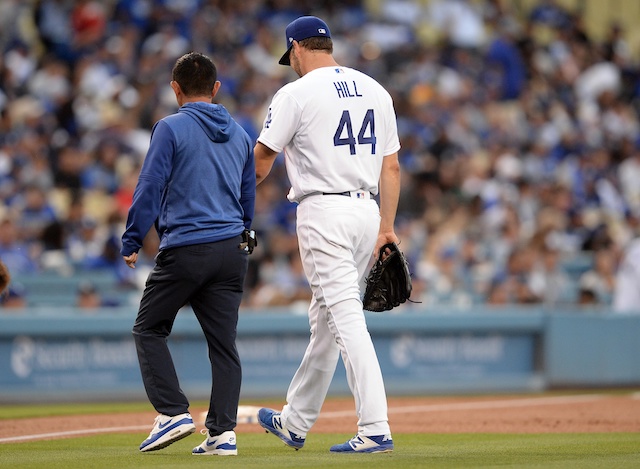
[{"xmin": 258, "ymin": 65, "xmax": 401, "ymax": 437}]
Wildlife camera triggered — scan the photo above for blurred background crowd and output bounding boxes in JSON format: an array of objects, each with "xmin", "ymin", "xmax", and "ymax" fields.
[{"xmin": 1, "ymin": 0, "xmax": 640, "ymax": 312}]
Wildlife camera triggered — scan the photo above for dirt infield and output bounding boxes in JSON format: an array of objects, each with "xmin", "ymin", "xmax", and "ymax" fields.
[{"xmin": 2, "ymin": 392, "xmax": 640, "ymax": 442}]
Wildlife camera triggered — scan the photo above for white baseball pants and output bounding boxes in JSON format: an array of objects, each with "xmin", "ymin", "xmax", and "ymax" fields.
[{"xmin": 280, "ymin": 194, "xmax": 391, "ymax": 437}]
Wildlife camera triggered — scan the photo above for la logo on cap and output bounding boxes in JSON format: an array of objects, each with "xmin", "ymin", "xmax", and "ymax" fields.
[{"xmin": 319, "ymin": 28, "xmax": 326, "ymax": 33}]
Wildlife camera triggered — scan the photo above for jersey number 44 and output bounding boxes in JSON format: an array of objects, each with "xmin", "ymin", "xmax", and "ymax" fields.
[{"xmin": 333, "ymin": 109, "xmax": 377, "ymax": 155}]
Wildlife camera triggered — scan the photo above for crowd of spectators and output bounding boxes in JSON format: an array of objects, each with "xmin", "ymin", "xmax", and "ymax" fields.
[{"xmin": 1, "ymin": 0, "xmax": 640, "ymax": 311}]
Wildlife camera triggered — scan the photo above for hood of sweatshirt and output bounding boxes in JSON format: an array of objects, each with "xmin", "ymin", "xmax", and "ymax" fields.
[{"xmin": 179, "ymin": 102, "xmax": 232, "ymax": 143}]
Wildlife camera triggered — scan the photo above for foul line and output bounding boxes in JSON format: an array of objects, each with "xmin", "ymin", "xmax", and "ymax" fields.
[
  {"xmin": 0, "ymin": 394, "xmax": 606, "ymax": 443},
  {"xmin": 318, "ymin": 394, "xmax": 606, "ymax": 419},
  {"xmin": 0, "ymin": 425, "xmax": 150, "ymax": 443}
]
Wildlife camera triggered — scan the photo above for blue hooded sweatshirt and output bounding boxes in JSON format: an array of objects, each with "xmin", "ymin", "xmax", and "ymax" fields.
[{"xmin": 121, "ymin": 102, "xmax": 255, "ymax": 256}]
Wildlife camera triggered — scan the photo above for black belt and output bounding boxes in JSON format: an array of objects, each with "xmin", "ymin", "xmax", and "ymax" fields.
[
  {"xmin": 298, "ymin": 190, "xmax": 374, "ymax": 202},
  {"xmin": 322, "ymin": 191, "xmax": 375, "ymax": 197}
]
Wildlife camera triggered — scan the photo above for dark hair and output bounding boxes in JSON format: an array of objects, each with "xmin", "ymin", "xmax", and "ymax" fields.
[
  {"xmin": 299, "ymin": 36, "xmax": 333, "ymax": 54},
  {"xmin": 172, "ymin": 52, "xmax": 217, "ymax": 97}
]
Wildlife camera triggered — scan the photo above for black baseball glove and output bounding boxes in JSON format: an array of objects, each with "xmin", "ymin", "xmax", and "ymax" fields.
[{"xmin": 362, "ymin": 242, "xmax": 413, "ymax": 312}]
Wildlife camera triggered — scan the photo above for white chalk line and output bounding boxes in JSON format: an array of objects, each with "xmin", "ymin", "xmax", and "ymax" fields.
[
  {"xmin": 0, "ymin": 425, "xmax": 150, "ymax": 444},
  {"xmin": 0, "ymin": 394, "xmax": 608, "ymax": 444},
  {"xmin": 319, "ymin": 393, "xmax": 607, "ymax": 419}
]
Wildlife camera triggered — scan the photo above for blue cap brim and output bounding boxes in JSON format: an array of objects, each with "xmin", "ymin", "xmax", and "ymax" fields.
[{"xmin": 279, "ymin": 46, "xmax": 292, "ymax": 66}]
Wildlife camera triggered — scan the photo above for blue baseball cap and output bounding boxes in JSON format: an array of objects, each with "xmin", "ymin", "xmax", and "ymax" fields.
[{"xmin": 279, "ymin": 16, "xmax": 331, "ymax": 66}]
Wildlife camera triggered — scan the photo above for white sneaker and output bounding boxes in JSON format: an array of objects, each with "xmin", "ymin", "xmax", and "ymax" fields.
[
  {"xmin": 139, "ymin": 413, "xmax": 196, "ymax": 452},
  {"xmin": 192, "ymin": 429, "xmax": 238, "ymax": 456}
]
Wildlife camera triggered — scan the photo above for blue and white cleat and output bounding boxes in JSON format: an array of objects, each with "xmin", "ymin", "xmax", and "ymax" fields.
[
  {"xmin": 257, "ymin": 408, "xmax": 305, "ymax": 450},
  {"xmin": 330, "ymin": 434, "xmax": 394, "ymax": 453},
  {"xmin": 192, "ymin": 429, "xmax": 237, "ymax": 456},
  {"xmin": 139, "ymin": 412, "xmax": 196, "ymax": 452}
]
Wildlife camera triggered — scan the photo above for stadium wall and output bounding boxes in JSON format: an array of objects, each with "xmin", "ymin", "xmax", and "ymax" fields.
[{"xmin": 0, "ymin": 307, "xmax": 638, "ymax": 403}]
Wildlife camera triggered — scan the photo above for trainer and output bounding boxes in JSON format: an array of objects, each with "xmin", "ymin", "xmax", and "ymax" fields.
[{"xmin": 121, "ymin": 52, "xmax": 255, "ymax": 455}]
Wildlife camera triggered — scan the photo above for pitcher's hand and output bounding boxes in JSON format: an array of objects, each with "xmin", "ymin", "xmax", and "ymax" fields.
[{"xmin": 374, "ymin": 231, "xmax": 399, "ymax": 259}]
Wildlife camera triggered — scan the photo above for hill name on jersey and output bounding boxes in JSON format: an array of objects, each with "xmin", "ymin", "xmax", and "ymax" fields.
[{"xmin": 334, "ymin": 80, "xmax": 363, "ymax": 98}]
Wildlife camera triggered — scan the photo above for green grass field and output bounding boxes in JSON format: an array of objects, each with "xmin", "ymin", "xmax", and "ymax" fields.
[{"xmin": 2, "ymin": 402, "xmax": 639, "ymax": 468}]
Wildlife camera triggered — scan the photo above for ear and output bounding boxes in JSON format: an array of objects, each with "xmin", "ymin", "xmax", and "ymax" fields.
[
  {"xmin": 170, "ymin": 80, "xmax": 181, "ymax": 98},
  {"xmin": 211, "ymin": 81, "xmax": 221, "ymax": 100},
  {"xmin": 291, "ymin": 40, "xmax": 300, "ymax": 57}
]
